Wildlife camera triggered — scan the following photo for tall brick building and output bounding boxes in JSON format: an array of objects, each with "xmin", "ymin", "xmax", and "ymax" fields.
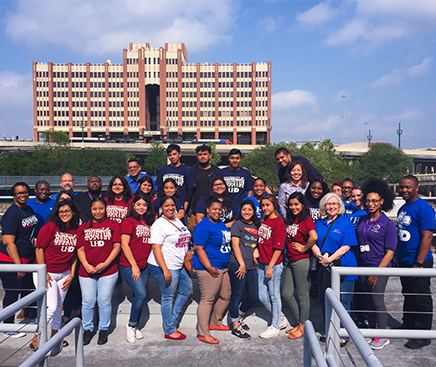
[{"xmin": 33, "ymin": 43, "xmax": 271, "ymax": 144}]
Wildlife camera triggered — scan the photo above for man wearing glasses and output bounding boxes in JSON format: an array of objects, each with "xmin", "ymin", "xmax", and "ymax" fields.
[
  {"xmin": 341, "ymin": 178, "xmax": 357, "ymax": 215},
  {"xmin": 126, "ymin": 158, "xmax": 156, "ymax": 194}
]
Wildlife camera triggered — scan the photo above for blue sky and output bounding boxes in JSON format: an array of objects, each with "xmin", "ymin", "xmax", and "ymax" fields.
[{"xmin": 0, "ymin": 0, "xmax": 435, "ymax": 148}]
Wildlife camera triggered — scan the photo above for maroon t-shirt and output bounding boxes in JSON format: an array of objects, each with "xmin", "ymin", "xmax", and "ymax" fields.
[
  {"xmin": 258, "ymin": 217, "xmax": 286, "ymax": 265},
  {"xmin": 36, "ymin": 222, "xmax": 77, "ymax": 273},
  {"xmin": 105, "ymin": 197, "xmax": 133, "ymax": 224},
  {"xmin": 119, "ymin": 217, "xmax": 152, "ymax": 269},
  {"xmin": 77, "ymin": 218, "xmax": 121, "ymax": 278},
  {"xmin": 286, "ymin": 216, "xmax": 315, "ymax": 263}
]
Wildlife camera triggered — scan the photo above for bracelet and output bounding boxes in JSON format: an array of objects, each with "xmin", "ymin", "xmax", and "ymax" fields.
[{"xmin": 414, "ymin": 261, "xmax": 424, "ymax": 268}]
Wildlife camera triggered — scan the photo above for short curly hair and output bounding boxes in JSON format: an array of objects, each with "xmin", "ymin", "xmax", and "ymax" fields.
[{"xmin": 362, "ymin": 177, "xmax": 395, "ymax": 212}]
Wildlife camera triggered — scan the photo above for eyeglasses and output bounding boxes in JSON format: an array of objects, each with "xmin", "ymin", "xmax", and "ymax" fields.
[
  {"xmin": 59, "ymin": 209, "xmax": 73, "ymax": 215},
  {"xmin": 325, "ymin": 202, "xmax": 339, "ymax": 207},
  {"xmin": 14, "ymin": 191, "xmax": 29, "ymax": 196},
  {"xmin": 213, "ymin": 183, "xmax": 225, "ymax": 187},
  {"xmin": 366, "ymin": 199, "xmax": 381, "ymax": 205}
]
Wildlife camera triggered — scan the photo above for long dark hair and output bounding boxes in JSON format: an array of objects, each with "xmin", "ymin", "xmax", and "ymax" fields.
[
  {"xmin": 210, "ymin": 177, "xmax": 232, "ymax": 212},
  {"xmin": 52, "ymin": 199, "xmax": 81, "ymax": 232},
  {"xmin": 305, "ymin": 179, "xmax": 329, "ymax": 205},
  {"xmin": 160, "ymin": 178, "xmax": 180, "ymax": 198},
  {"xmin": 127, "ymin": 194, "xmax": 155, "ymax": 226},
  {"xmin": 136, "ymin": 176, "xmax": 155, "ymax": 202},
  {"xmin": 286, "ymin": 192, "xmax": 311, "ymax": 225},
  {"xmin": 107, "ymin": 175, "xmax": 131, "ymax": 204},
  {"xmin": 286, "ymin": 160, "xmax": 308, "ymax": 188},
  {"xmin": 235, "ymin": 199, "xmax": 260, "ymax": 228},
  {"xmin": 87, "ymin": 197, "xmax": 107, "ymax": 228}
]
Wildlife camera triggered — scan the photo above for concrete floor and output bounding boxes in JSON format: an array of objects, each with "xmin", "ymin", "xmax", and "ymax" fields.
[{"xmin": 0, "ymin": 267, "xmax": 435, "ymax": 367}]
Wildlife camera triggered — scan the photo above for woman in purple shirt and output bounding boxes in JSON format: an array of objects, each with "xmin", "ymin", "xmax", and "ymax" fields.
[{"xmin": 356, "ymin": 178, "xmax": 396, "ymax": 350}]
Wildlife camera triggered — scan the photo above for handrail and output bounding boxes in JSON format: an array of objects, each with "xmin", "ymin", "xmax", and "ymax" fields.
[
  {"xmin": 303, "ymin": 320, "xmax": 328, "ymax": 367},
  {"xmin": 19, "ymin": 317, "xmax": 84, "ymax": 367},
  {"xmin": 330, "ymin": 266, "xmax": 436, "ymax": 340},
  {"xmin": 325, "ymin": 288, "xmax": 384, "ymax": 367}
]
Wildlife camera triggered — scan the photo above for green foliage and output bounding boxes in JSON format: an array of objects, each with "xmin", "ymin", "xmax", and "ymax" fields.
[
  {"xmin": 40, "ymin": 131, "xmax": 70, "ymax": 146},
  {"xmin": 0, "ymin": 147, "xmax": 132, "ymax": 176},
  {"xmin": 143, "ymin": 142, "xmax": 167, "ymax": 176},
  {"xmin": 241, "ymin": 140, "xmax": 350, "ymax": 192},
  {"xmin": 353, "ymin": 144, "xmax": 413, "ymax": 184},
  {"xmin": 207, "ymin": 142, "xmax": 221, "ymax": 166}
]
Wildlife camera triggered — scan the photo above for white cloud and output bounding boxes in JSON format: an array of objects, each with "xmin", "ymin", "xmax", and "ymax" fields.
[
  {"xmin": 272, "ymin": 90, "xmax": 317, "ymax": 110},
  {"xmin": 296, "ymin": 1, "xmax": 338, "ymax": 26},
  {"xmin": 371, "ymin": 57, "xmax": 433, "ymax": 88},
  {"xmin": 5, "ymin": 0, "xmax": 236, "ymax": 56},
  {"xmin": 0, "ymin": 71, "xmax": 33, "ymax": 139},
  {"xmin": 260, "ymin": 16, "xmax": 277, "ymax": 33},
  {"xmin": 383, "ymin": 109, "xmax": 423, "ymax": 122}
]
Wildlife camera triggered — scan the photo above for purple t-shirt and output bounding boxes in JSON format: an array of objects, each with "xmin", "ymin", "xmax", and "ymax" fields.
[{"xmin": 356, "ymin": 213, "xmax": 397, "ymax": 267}]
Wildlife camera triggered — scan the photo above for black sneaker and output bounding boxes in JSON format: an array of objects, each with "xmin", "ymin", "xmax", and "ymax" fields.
[
  {"xmin": 404, "ymin": 339, "xmax": 431, "ymax": 349},
  {"xmin": 97, "ymin": 330, "xmax": 108, "ymax": 345},
  {"xmin": 83, "ymin": 330, "xmax": 93, "ymax": 346},
  {"xmin": 231, "ymin": 325, "xmax": 251, "ymax": 340},
  {"xmin": 239, "ymin": 319, "xmax": 250, "ymax": 331}
]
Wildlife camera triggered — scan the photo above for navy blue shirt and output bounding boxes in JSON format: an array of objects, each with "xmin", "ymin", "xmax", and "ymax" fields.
[
  {"xmin": 156, "ymin": 164, "xmax": 195, "ymax": 203},
  {"xmin": 195, "ymin": 196, "xmax": 239, "ymax": 224},
  {"xmin": 221, "ymin": 167, "xmax": 253, "ymax": 207}
]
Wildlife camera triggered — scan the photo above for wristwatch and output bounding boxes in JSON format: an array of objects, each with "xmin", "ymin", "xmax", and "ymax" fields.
[{"xmin": 414, "ymin": 261, "xmax": 424, "ymax": 268}]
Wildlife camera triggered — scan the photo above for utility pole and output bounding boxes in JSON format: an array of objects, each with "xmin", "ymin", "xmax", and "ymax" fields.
[
  {"xmin": 367, "ymin": 129, "xmax": 372, "ymax": 148},
  {"xmin": 397, "ymin": 122, "xmax": 403, "ymax": 149}
]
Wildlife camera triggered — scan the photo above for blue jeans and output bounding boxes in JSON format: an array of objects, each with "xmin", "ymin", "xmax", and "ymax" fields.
[
  {"xmin": 79, "ymin": 272, "xmax": 118, "ymax": 331},
  {"xmin": 119, "ymin": 266, "xmax": 150, "ymax": 326},
  {"xmin": 228, "ymin": 263, "xmax": 258, "ymax": 322},
  {"xmin": 258, "ymin": 263, "xmax": 283, "ymax": 329},
  {"xmin": 149, "ymin": 264, "xmax": 193, "ymax": 335}
]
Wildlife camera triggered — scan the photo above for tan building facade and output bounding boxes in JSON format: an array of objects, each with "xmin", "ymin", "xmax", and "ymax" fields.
[{"xmin": 33, "ymin": 43, "xmax": 271, "ymax": 144}]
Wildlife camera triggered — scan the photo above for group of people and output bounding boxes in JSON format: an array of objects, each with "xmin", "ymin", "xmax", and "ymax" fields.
[{"xmin": 0, "ymin": 145, "xmax": 433, "ymax": 351}]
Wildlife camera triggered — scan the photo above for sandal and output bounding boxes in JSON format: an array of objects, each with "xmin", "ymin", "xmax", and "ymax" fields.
[
  {"xmin": 286, "ymin": 325, "xmax": 300, "ymax": 335},
  {"xmin": 288, "ymin": 324, "xmax": 304, "ymax": 339}
]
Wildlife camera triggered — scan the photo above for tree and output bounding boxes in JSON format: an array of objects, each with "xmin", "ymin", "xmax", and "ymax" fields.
[
  {"xmin": 207, "ymin": 142, "xmax": 221, "ymax": 166},
  {"xmin": 40, "ymin": 131, "xmax": 70, "ymax": 146},
  {"xmin": 143, "ymin": 142, "xmax": 167, "ymax": 176},
  {"xmin": 353, "ymin": 144, "xmax": 413, "ymax": 184}
]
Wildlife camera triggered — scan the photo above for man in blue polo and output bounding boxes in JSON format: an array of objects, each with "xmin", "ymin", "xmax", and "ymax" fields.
[
  {"xmin": 396, "ymin": 174, "xmax": 434, "ymax": 349},
  {"xmin": 126, "ymin": 158, "xmax": 155, "ymax": 194}
]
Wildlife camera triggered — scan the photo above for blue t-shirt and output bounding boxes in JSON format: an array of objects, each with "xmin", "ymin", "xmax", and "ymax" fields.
[
  {"xmin": 346, "ymin": 209, "xmax": 367, "ymax": 230},
  {"xmin": 192, "ymin": 217, "xmax": 231, "ymax": 270},
  {"xmin": 343, "ymin": 200, "xmax": 357, "ymax": 216},
  {"xmin": 0, "ymin": 204, "xmax": 39, "ymax": 260},
  {"xmin": 126, "ymin": 173, "xmax": 156, "ymax": 194},
  {"xmin": 153, "ymin": 197, "xmax": 185, "ymax": 218},
  {"xmin": 156, "ymin": 164, "xmax": 195, "ymax": 203},
  {"xmin": 195, "ymin": 196, "xmax": 239, "ymax": 223},
  {"xmin": 397, "ymin": 198, "xmax": 435, "ymax": 265},
  {"xmin": 221, "ymin": 167, "xmax": 253, "ymax": 207},
  {"xmin": 27, "ymin": 198, "xmax": 55, "ymax": 230},
  {"xmin": 315, "ymin": 215, "xmax": 358, "ymax": 281}
]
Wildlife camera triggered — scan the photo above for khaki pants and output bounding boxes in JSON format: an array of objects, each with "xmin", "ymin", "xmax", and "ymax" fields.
[
  {"xmin": 194, "ymin": 268, "xmax": 231, "ymax": 336},
  {"xmin": 186, "ymin": 214, "xmax": 197, "ymax": 231}
]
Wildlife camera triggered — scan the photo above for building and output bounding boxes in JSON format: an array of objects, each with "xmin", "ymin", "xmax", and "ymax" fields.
[{"xmin": 33, "ymin": 43, "xmax": 272, "ymax": 145}]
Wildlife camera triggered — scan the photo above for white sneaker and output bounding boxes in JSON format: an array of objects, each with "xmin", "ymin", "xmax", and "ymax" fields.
[
  {"xmin": 259, "ymin": 326, "xmax": 280, "ymax": 339},
  {"xmin": 135, "ymin": 328, "xmax": 143, "ymax": 340},
  {"xmin": 3, "ymin": 331, "xmax": 26, "ymax": 338},
  {"xmin": 279, "ymin": 316, "xmax": 288, "ymax": 330},
  {"xmin": 126, "ymin": 324, "xmax": 136, "ymax": 344}
]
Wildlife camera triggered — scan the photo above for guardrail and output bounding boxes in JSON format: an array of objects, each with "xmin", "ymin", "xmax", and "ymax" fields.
[
  {"xmin": 0, "ymin": 264, "xmax": 84, "ymax": 367},
  {"xmin": 328, "ymin": 266, "xmax": 436, "ymax": 365},
  {"xmin": 303, "ymin": 320, "xmax": 328, "ymax": 367}
]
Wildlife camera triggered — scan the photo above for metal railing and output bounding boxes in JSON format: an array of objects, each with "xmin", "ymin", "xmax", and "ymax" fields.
[
  {"xmin": 328, "ymin": 266, "xmax": 436, "ymax": 365},
  {"xmin": 0, "ymin": 264, "xmax": 84, "ymax": 367},
  {"xmin": 303, "ymin": 320, "xmax": 328, "ymax": 367}
]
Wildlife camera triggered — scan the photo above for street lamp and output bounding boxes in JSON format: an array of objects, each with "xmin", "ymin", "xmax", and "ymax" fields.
[
  {"xmin": 340, "ymin": 94, "xmax": 347, "ymax": 145},
  {"xmin": 80, "ymin": 113, "xmax": 85, "ymax": 143}
]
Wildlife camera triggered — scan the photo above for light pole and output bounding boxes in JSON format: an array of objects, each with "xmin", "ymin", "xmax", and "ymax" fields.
[
  {"xmin": 340, "ymin": 94, "xmax": 347, "ymax": 145},
  {"xmin": 364, "ymin": 122, "xmax": 367, "ymax": 142},
  {"xmin": 80, "ymin": 113, "xmax": 85, "ymax": 143}
]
